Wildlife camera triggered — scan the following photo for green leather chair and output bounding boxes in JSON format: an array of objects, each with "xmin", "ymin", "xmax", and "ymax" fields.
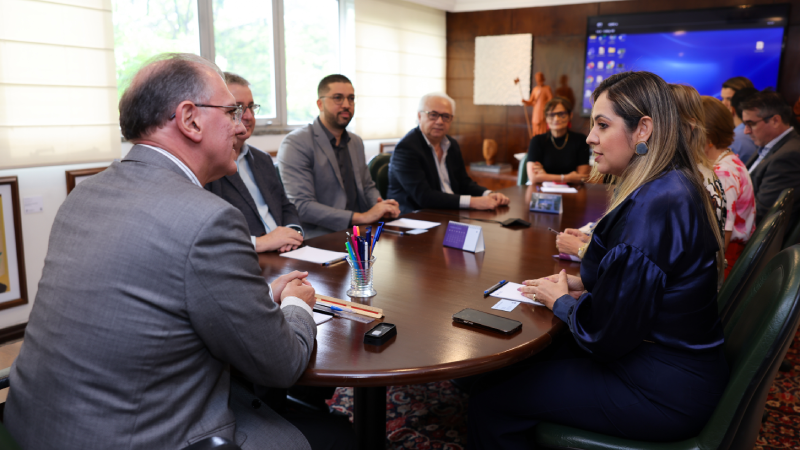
[
  {"xmin": 784, "ymin": 218, "xmax": 800, "ymax": 249},
  {"xmin": 376, "ymin": 164, "xmax": 390, "ymax": 200},
  {"xmin": 763, "ymin": 188, "xmax": 794, "ymax": 227},
  {"xmin": 717, "ymin": 210, "xmax": 788, "ymax": 325},
  {"xmin": 534, "ymin": 245, "xmax": 800, "ymax": 450},
  {"xmin": 368, "ymin": 153, "xmax": 392, "ymax": 185},
  {"xmin": 518, "ymin": 154, "xmax": 528, "ymax": 186}
]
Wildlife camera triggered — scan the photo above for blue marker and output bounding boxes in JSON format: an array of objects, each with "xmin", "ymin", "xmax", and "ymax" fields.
[{"xmin": 483, "ymin": 280, "xmax": 508, "ymax": 297}]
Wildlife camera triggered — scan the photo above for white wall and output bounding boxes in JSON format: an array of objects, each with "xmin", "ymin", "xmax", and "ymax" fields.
[
  {"xmin": 353, "ymin": 0, "xmax": 447, "ymax": 140},
  {"xmin": 0, "ymin": 161, "xmax": 114, "ymax": 329}
]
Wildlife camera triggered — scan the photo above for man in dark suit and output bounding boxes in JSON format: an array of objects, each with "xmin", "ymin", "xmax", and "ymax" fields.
[
  {"xmin": 742, "ymin": 90, "xmax": 800, "ymax": 225},
  {"xmin": 5, "ymin": 53, "xmax": 353, "ymax": 450},
  {"xmin": 206, "ymin": 72, "xmax": 304, "ymax": 253},
  {"xmin": 387, "ymin": 92, "xmax": 509, "ymax": 214}
]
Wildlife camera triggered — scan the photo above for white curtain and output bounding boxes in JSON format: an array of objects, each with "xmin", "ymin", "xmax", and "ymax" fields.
[{"xmin": 0, "ymin": 0, "xmax": 120, "ymax": 170}]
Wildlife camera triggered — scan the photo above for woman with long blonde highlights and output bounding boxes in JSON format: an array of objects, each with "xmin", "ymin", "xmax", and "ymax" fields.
[{"xmin": 468, "ymin": 72, "xmax": 728, "ymax": 449}]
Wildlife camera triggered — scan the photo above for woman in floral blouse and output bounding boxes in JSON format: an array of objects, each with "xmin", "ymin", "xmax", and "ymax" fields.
[{"xmin": 702, "ymin": 96, "xmax": 756, "ymax": 277}]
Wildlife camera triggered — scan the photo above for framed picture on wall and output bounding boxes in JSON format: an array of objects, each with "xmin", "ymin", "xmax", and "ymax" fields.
[
  {"xmin": 0, "ymin": 177, "xmax": 28, "ymax": 311},
  {"xmin": 66, "ymin": 167, "xmax": 107, "ymax": 194}
]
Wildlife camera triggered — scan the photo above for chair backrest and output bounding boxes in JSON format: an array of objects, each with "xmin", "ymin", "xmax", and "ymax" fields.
[
  {"xmin": 376, "ymin": 164, "xmax": 390, "ymax": 199},
  {"xmin": 368, "ymin": 153, "xmax": 392, "ymax": 185},
  {"xmin": 763, "ymin": 188, "xmax": 794, "ymax": 227},
  {"xmin": 717, "ymin": 210, "xmax": 787, "ymax": 324},
  {"xmin": 783, "ymin": 217, "xmax": 800, "ymax": 250},
  {"xmin": 517, "ymin": 154, "xmax": 528, "ymax": 186},
  {"xmin": 694, "ymin": 245, "xmax": 800, "ymax": 450}
]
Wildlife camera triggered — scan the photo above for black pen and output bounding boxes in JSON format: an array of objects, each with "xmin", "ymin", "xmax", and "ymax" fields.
[
  {"xmin": 484, "ymin": 280, "xmax": 508, "ymax": 297},
  {"xmin": 547, "ymin": 227, "xmax": 560, "ymax": 235},
  {"xmin": 382, "ymin": 229, "xmax": 404, "ymax": 236}
]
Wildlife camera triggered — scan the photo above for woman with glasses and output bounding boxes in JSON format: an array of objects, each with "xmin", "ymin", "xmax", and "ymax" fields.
[{"xmin": 525, "ymin": 97, "xmax": 591, "ymax": 185}]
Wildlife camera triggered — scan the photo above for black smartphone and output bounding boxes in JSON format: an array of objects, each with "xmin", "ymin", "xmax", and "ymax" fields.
[{"xmin": 452, "ymin": 308, "xmax": 522, "ymax": 334}]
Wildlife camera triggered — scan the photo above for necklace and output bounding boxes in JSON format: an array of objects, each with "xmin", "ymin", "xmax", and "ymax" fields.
[
  {"xmin": 712, "ymin": 149, "xmax": 732, "ymax": 166},
  {"xmin": 550, "ymin": 131, "xmax": 569, "ymax": 150}
]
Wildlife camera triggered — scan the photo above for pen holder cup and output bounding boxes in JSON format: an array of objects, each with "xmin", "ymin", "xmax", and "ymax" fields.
[{"xmin": 346, "ymin": 255, "xmax": 377, "ymax": 298}]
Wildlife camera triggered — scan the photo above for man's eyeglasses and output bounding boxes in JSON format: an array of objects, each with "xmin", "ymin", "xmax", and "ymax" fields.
[
  {"xmin": 319, "ymin": 95, "xmax": 356, "ymax": 105},
  {"xmin": 171, "ymin": 104, "xmax": 244, "ymax": 123},
  {"xmin": 546, "ymin": 111, "xmax": 569, "ymax": 120},
  {"xmin": 743, "ymin": 114, "xmax": 775, "ymax": 129},
  {"xmin": 241, "ymin": 104, "xmax": 261, "ymax": 115},
  {"xmin": 196, "ymin": 104, "xmax": 244, "ymax": 124},
  {"xmin": 420, "ymin": 110, "xmax": 454, "ymax": 123}
]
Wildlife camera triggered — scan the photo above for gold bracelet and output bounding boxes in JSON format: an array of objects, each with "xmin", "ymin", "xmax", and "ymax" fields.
[{"xmin": 578, "ymin": 243, "xmax": 589, "ymax": 259}]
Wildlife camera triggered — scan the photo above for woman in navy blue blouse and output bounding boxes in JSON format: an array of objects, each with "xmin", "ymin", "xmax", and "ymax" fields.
[{"xmin": 468, "ymin": 72, "xmax": 728, "ymax": 449}]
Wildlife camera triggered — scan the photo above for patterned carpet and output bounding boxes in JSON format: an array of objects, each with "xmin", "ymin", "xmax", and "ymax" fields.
[{"xmin": 328, "ymin": 331, "xmax": 800, "ymax": 449}]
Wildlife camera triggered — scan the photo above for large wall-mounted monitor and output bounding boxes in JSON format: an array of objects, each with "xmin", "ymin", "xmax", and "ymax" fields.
[{"xmin": 580, "ymin": 5, "xmax": 789, "ymax": 116}]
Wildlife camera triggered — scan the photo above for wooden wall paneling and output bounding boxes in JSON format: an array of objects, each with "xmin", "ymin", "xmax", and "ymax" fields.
[
  {"xmin": 448, "ymin": 79, "xmax": 473, "ymax": 99},
  {"xmin": 510, "ymin": 3, "xmax": 600, "ymax": 37},
  {"xmin": 446, "ymin": 10, "xmax": 513, "ymax": 40},
  {"xmin": 447, "ymin": 57, "xmax": 474, "ymax": 80},
  {"xmin": 532, "ymin": 35, "xmax": 590, "ymax": 135},
  {"xmin": 446, "ymin": 39, "xmax": 475, "ymax": 61}
]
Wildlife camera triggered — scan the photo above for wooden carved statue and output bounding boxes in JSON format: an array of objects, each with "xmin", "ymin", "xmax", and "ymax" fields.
[
  {"xmin": 522, "ymin": 72, "xmax": 553, "ymax": 136},
  {"xmin": 555, "ymin": 74, "xmax": 576, "ymax": 110},
  {"xmin": 483, "ymin": 139, "xmax": 498, "ymax": 166}
]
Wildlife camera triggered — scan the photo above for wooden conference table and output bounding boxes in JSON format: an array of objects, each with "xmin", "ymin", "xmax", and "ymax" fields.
[{"xmin": 257, "ymin": 183, "xmax": 610, "ymax": 449}]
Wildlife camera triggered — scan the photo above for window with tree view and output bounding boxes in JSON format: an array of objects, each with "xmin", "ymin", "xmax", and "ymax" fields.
[
  {"xmin": 111, "ymin": 0, "xmax": 341, "ymax": 128},
  {"xmin": 112, "ymin": 0, "xmax": 201, "ymax": 102}
]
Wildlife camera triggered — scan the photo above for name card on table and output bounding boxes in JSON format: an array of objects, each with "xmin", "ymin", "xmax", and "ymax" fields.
[
  {"xmin": 530, "ymin": 193, "xmax": 563, "ymax": 214},
  {"xmin": 443, "ymin": 221, "xmax": 485, "ymax": 253}
]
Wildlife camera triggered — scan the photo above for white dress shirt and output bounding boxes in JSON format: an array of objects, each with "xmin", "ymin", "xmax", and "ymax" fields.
[{"xmin": 420, "ymin": 133, "xmax": 489, "ymax": 208}]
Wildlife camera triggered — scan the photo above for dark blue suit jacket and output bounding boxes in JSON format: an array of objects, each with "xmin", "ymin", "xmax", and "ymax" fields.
[
  {"xmin": 205, "ymin": 145, "xmax": 301, "ymax": 237},
  {"xmin": 387, "ymin": 127, "xmax": 487, "ymax": 214}
]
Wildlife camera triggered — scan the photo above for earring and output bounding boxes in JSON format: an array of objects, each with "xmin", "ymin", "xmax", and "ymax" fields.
[{"xmin": 635, "ymin": 141, "xmax": 649, "ymax": 156}]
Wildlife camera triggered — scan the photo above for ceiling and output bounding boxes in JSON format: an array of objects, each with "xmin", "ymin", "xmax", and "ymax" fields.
[{"xmin": 404, "ymin": 0, "xmax": 626, "ymax": 12}]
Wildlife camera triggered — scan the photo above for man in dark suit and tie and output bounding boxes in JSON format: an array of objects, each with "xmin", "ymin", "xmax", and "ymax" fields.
[
  {"xmin": 742, "ymin": 90, "xmax": 800, "ymax": 225},
  {"xmin": 206, "ymin": 72, "xmax": 304, "ymax": 253},
  {"xmin": 387, "ymin": 92, "xmax": 509, "ymax": 214},
  {"xmin": 5, "ymin": 53, "xmax": 353, "ymax": 450}
]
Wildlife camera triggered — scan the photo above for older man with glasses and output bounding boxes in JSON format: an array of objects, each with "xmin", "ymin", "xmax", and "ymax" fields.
[
  {"xmin": 5, "ymin": 53, "xmax": 354, "ymax": 450},
  {"xmin": 278, "ymin": 74, "xmax": 400, "ymax": 238},
  {"xmin": 206, "ymin": 72, "xmax": 304, "ymax": 253},
  {"xmin": 387, "ymin": 92, "xmax": 509, "ymax": 214},
  {"xmin": 741, "ymin": 90, "xmax": 800, "ymax": 225}
]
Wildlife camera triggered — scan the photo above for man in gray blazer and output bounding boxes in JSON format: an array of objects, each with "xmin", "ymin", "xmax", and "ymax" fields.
[
  {"xmin": 206, "ymin": 72, "xmax": 304, "ymax": 253},
  {"xmin": 5, "ymin": 54, "xmax": 352, "ymax": 450},
  {"xmin": 278, "ymin": 74, "xmax": 400, "ymax": 238},
  {"xmin": 742, "ymin": 90, "xmax": 800, "ymax": 226}
]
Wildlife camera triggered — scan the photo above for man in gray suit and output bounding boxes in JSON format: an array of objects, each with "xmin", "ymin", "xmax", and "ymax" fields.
[
  {"xmin": 278, "ymin": 74, "xmax": 400, "ymax": 238},
  {"xmin": 5, "ymin": 54, "xmax": 352, "ymax": 450},
  {"xmin": 206, "ymin": 72, "xmax": 304, "ymax": 253},
  {"xmin": 742, "ymin": 90, "xmax": 800, "ymax": 225}
]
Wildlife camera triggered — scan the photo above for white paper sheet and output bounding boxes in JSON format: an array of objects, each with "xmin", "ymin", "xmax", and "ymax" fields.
[
  {"xmin": 279, "ymin": 246, "xmax": 349, "ymax": 264},
  {"xmin": 314, "ymin": 312, "xmax": 333, "ymax": 325},
  {"xmin": 490, "ymin": 282, "xmax": 544, "ymax": 306},
  {"xmin": 491, "ymin": 299, "xmax": 520, "ymax": 312},
  {"xmin": 540, "ymin": 186, "xmax": 578, "ymax": 194},
  {"xmin": 384, "ymin": 219, "xmax": 441, "ymax": 229},
  {"xmin": 405, "ymin": 229, "xmax": 428, "ymax": 235}
]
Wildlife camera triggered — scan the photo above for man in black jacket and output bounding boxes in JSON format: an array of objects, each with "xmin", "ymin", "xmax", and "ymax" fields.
[
  {"xmin": 206, "ymin": 72, "xmax": 304, "ymax": 252},
  {"xmin": 388, "ymin": 93, "xmax": 509, "ymax": 214},
  {"xmin": 742, "ymin": 90, "xmax": 800, "ymax": 226}
]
